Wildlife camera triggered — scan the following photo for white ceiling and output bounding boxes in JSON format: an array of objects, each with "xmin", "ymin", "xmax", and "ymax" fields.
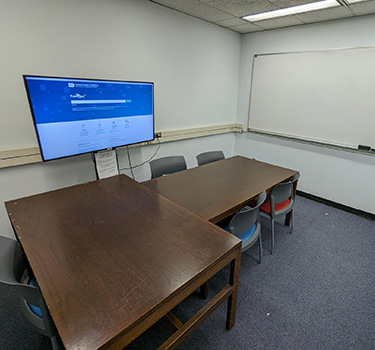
[{"xmin": 149, "ymin": 0, "xmax": 375, "ymax": 33}]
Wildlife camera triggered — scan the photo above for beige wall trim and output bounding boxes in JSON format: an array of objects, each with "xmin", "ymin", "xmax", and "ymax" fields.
[
  {"xmin": 0, "ymin": 123, "xmax": 243, "ymax": 169},
  {"xmin": 154, "ymin": 123, "xmax": 243, "ymax": 144},
  {"xmin": 0, "ymin": 147, "xmax": 42, "ymax": 168}
]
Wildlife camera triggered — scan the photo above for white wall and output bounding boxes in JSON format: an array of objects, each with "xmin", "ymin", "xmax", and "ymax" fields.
[
  {"xmin": 0, "ymin": 0, "xmax": 240, "ymax": 238},
  {"xmin": 235, "ymin": 15, "xmax": 375, "ymax": 214},
  {"xmin": 0, "ymin": 0, "xmax": 240, "ymax": 149}
]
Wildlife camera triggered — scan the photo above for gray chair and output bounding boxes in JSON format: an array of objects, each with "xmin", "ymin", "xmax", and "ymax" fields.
[
  {"xmin": 149, "ymin": 155, "xmax": 187, "ymax": 179},
  {"xmin": 0, "ymin": 235, "xmax": 63, "ymax": 350},
  {"xmin": 226, "ymin": 191, "xmax": 267, "ymax": 263},
  {"xmin": 196, "ymin": 151, "xmax": 225, "ymax": 166},
  {"xmin": 260, "ymin": 173, "xmax": 300, "ymax": 254}
]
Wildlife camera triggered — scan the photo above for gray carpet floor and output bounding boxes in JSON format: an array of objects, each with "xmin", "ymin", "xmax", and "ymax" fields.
[{"xmin": 1, "ymin": 195, "xmax": 374, "ymax": 349}]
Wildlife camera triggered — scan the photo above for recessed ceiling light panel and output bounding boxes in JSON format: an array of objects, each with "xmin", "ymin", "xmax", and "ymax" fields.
[
  {"xmin": 242, "ymin": 0, "xmax": 341, "ymax": 22},
  {"xmin": 345, "ymin": 0, "xmax": 368, "ymax": 3}
]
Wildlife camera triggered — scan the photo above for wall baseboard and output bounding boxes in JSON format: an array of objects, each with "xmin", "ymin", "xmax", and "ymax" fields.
[{"xmin": 297, "ymin": 190, "xmax": 375, "ymax": 221}]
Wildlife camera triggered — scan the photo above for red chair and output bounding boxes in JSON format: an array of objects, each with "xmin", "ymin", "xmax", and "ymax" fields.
[{"xmin": 260, "ymin": 173, "xmax": 300, "ymax": 254}]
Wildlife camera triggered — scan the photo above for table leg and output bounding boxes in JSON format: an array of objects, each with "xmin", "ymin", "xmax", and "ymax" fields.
[
  {"xmin": 200, "ymin": 282, "xmax": 209, "ymax": 299},
  {"xmin": 226, "ymin": 249, "xmax": 241, "ymax": 330}
]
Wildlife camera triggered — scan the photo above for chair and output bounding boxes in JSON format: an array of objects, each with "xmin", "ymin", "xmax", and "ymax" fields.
[
  {"xmin": 149, "ymin": 155, "xmax": 187, "ymax": 179},
  {"xmin": 226, "ymin": 190, "xmax": 267, "ymax": 263},
  {"xmin": 0, "ymin": 235, "xmax": 63, "ymax": 350},
  {"xmin": 196, "ymin": 151, "xmax": 225, "ymax": 166},
  {"xmin": 260, "ymin": 173, "xmax": 300, "ymax": 254}
]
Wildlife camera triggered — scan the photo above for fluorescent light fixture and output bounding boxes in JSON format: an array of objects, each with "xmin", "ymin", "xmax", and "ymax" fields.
[{"xmin": 242, "ymin": 0, "xmax": 340, "ymax": 22}]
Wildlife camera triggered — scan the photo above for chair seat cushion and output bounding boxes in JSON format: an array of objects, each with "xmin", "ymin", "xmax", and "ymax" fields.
[
  {"xmin": 28, "ymin": 278, "xmax": 42, "ymax": 318},
  {"xmin": 260, "ymin": 198, "xmax": 290, "ymax": 213},
  {"xmin": 226, "ymin": 223, "xmax": 257, "ymax": 242}
]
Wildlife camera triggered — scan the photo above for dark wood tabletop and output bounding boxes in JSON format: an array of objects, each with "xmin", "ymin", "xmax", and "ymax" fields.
[
  {"xmin": 5, "ymin": 175, "xmax": 241, "ymax": 350},
  {"xmin": 144, "ymin": 156, "xmax": 299, "ymax": 223}
]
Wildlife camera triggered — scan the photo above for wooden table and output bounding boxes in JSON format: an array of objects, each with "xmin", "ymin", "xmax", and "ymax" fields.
[
  {"xmin": 144, "ymin": 156, "xmax": 299, "ymax": 224},
  {"xmin": 5, "ymin": 175, "xmax": 241, "ymax": 350}
]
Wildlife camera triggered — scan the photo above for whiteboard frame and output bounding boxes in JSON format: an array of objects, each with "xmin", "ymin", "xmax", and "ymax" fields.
[
  {"xmin": 246, "ymin": 129, "xmax": 375, "ymax": 157},
  {"xmin": 247, "ymin": 46, "xmax": 375, "ymax": 155}
]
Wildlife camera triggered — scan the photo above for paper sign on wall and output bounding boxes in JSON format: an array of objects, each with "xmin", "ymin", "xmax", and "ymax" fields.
[{"xmin": 94, "ymin": 150, "xmax": 119, "ymax": 179}]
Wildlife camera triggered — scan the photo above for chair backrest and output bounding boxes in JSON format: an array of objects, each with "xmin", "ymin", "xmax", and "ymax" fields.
[
  {"xmin": 228, "ymin": 191, "xmax": 266, "ymax": 237},
  {"xmin": 0, "ymin": 236, "xmax": 28, "ymax": 287},
  {"xmin": 0, "ymin": 236, "xmax": 58, "ymax": 339},
  {"xmin": 271, "ymin": 173, "xmax": 300, "ymax": 205},
  {"xmin": 196, "ymin": 151, "xmax": 225, "ymax": 166},
  {"xmin": 149, "ymin": 156, "xmax": 187, "ymax": 179}
]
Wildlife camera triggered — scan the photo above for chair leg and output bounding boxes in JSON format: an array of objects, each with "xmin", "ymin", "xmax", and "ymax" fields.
[
  {"xmin": 51, "ymin": 334, "xmax": 64, "ymax": 350},
  {"xmin": 290, "ymin": 210, "xmax": 294, "ymax": 234},
  {"xmin": 271, "ymin": 219, "xmax": 275, "ymax": 254},
  {"xmin": 258, "ymin": 235, "xmax": 263, "ymax": 264}
]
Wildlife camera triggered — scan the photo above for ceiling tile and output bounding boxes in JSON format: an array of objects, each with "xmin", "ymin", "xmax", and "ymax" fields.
[
  {"xmin": 227, "ymin": 22, "xmax": 265, "ymax": 33},
  {"xmin": 214, "ymin": 17, "xmax": 250, "ymax": 26},
  {"xmin": 149, "ymin": 0, "xmax": 375, "ymax": 34},
  {"xmin": 348, "ymin": 0, "xmax": 375, "ymax": 15},
  {"xmin": 199, "ymin": 0, "xmax": 278, "ymax": 17},
  {"xmin": 150, "ymin": 0, "xmax": 233, "ymax": 21},
  {"xmin": 296, "ymin": 5, "xmax": 353, "ymax": 23}
]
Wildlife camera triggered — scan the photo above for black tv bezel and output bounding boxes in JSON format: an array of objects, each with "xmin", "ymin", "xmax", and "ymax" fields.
[{"xmin": 23, "ymin": 74, "xmax": 155, "ymax": 162}]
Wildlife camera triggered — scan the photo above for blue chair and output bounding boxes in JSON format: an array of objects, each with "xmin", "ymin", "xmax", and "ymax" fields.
[
  {"xmin": 196, "ymin": 151, "xmax": 225, "ymax": 166},
  {"xmin": 260, "ymin": 173, "xmax": 300, "ymax": 254},
  {"xmin": 0, "ymin": 235, "xmax": 63, "ymax": 349},
  {"xmin": 226, "ymin": 191, "xmax": 267, "ymax": 263},
  {"xmin": 149, "ymin": 155, "xmax": 187, "ymax": 179}
]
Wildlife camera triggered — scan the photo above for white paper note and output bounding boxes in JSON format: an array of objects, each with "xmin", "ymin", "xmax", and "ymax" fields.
[{"xmin": 94, "ymin": 150, "xmax": 119, "ymax": 179}]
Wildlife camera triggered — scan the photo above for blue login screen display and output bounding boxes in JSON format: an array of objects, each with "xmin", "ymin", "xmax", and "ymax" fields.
[{"xmin": 24, "ymin": 76, "xmax": 154, "ymax": 161}]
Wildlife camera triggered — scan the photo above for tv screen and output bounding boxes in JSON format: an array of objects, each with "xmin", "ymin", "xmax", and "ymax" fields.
[{"xmin": 23, "ymin": 75, "xmax": 154, "ymax": 161}]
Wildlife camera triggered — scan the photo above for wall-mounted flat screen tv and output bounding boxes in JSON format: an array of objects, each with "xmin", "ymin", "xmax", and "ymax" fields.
[{"xmin": 23, "ymin": 75, "xmax": 154, "ymax": 161}]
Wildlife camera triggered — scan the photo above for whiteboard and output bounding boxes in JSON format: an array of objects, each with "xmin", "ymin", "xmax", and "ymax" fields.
[{"xmin": 248, "ymin": 47, "xmax": 375, "ymax": 150}]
